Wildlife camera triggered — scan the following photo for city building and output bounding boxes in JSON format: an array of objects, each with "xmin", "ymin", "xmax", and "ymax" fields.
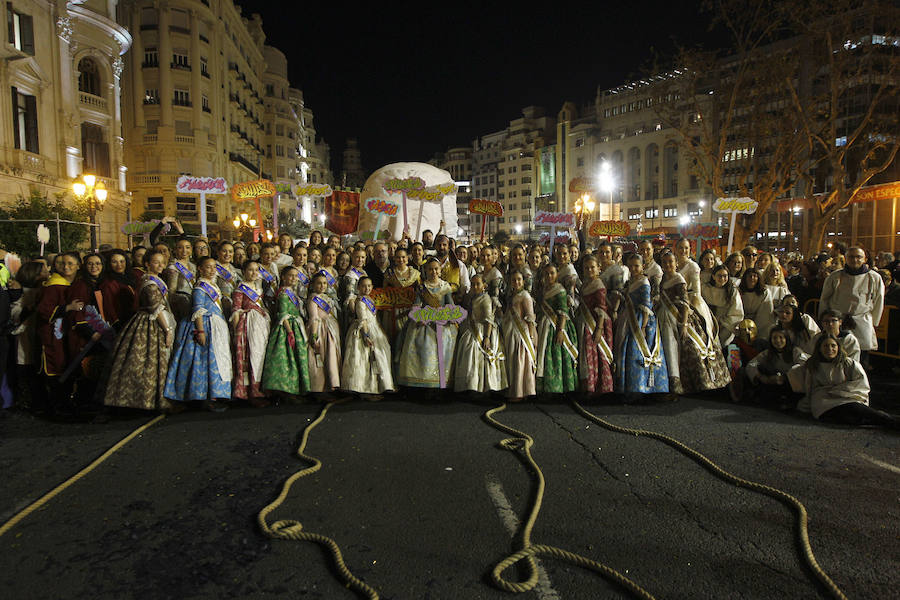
[
  {"xmin": 291, "ymin": 89, "xmax": 332, "ymax": 224},
  {"xmin": 340, "ymin": 138, "xmax": 365, "ymax": 189},
  {"xmin": 0, "ymin": 0, "xmax": 132, "ymax": 246},
  {"xmin": 431, "ymin": 146, "xmax": 472, "ymax": 239}
]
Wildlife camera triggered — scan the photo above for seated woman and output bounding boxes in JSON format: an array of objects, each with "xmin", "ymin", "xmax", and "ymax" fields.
[
  {"xmin": 801, "ymin": 334, "xmax": 898, "ymax": 429},
  {"xmin": 775, "ymin": 302, "xmax": 820, "ymax": 354},
  {"xmin": 735, "ymin": 327, "xmax": 808, "ymax": 408},
  {"xmin": 809, "ymin": 309, "xmax": 860, "ymax": 362}
]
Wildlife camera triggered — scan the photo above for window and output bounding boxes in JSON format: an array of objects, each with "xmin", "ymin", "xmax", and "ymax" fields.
[
  {"xmin": 521, "ymin": 188, "xmax": 531, "ymax": 197},
  {"xmin": 175, "ymin": 120, "xmax": 191, "ymax": 136},
  {"xmin": 173, "ymin": 89, "xmax": 190, "ymax": 106},
  {"xmin": 11, "ymin": 86, "xmax": 38, "ymax": 153},
  {"xmin": 663, "ymin": 205, "xmax": 677, "ymax": 218},
  {"xmin": 508, "ymin": 204, "xmax": 517, "ymax": 211},
  {"xmin": 143, "ymin": 48, "xmax": 158, "ymax": 67},
  {"xmin": 687, "ymin": 203, "xmax": 700, "ymax": 217},
  {"xmin": 6, "ymin": 3, "xmax": 34, "ymax": 55},
  {"xmin": 145, "ymin": 119, "xmax": 159, "ymax": 134},
  {"xmin": 140, "ymin": 7, "xmax": 157, "ymax": 28},
  {"xmin": 201, "ymin": 95, "xmax": 210, "ymax": 112},
  {"xmin": 77, "ymin": 57, "xmax": 101, "ymax": 96},
  {"xmin": 176, "ymin": 196, "xmax": 197, "ymax": 218},
  {"xmin": 275, "ymin": 124, "xmax": 284, "ymax": 136},
  {"xmin": 81, "ymin": 123, "xmax": 109, "ymax": 177},
  {"xmin": 146, "ymin": 196, "xmax": 164, "ymax": 211},
  {"xmin": 275, "ymin": 145, "xmax": 284, "ymax": 157},
  {"xmin": 508, "ymin": 179, "xmax": 515, "ymax": 186},
  {"xmin": 645, "ymin": 207, "xmax": 659, "ymax": 219},
  {"xmin": 576, "ymin": 157, "xmax": 584, "ymax": 167},
  {"xmin": 200, "ymin": 57, "xmax": 209, "ymax": 77},
  {"xmin": 575, "ymin": 137, "xmax": 584, "ymax": 147},
  {"xmin": 628, "ymin": 208, "xmax": 641, "ymax": 220},
  {"xmin": 172, "ymin": 50, "xmax": 190, "ymax": 69},
  {"xmin": 144, "ymin": 89, "xmax": 159, "ymax": 104},
  {"xmin": 170, "ymin": 8, "xmax": 189, "ymax": 31}
]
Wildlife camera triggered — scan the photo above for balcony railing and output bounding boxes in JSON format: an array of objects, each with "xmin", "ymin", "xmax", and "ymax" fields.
[
  {"xmin": 79, "ymin": 92, "xmax": 107, "ymax": 111},
  {"xmin": 132, "ymin": 174, "xmax": 161, "ymax": 184},
  {"xmin": 143, "ymin": 134, "xmax": 158, "ymax": 143},
  {"xmin": 174, "ymin": 135, "xmax": 194, "ymax": 144}
]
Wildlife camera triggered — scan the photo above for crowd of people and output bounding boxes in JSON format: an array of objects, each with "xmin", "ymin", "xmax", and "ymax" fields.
[{"xmin": 0, "ymin": 217, "xmax": 898, "ymax": 430}]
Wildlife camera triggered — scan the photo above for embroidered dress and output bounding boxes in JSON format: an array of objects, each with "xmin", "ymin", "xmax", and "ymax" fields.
[
  {"xmin": 575, "ymin": 278, "xmax": 614, "ymax": 394},
  {"xmin": 383, "ymin": 266, "xmax": 420, "ymax": 341},
  {"xmin": 482, "ymin": 266, "xmax": 505, "ymax": 311},
  {"xmin": 536, "ymin": 283, "xmax": 578, "ymax": 394},
  {"xmin": 215, "ymin": 261, "xmax": 241, "ymax": 318},
  {"xmin": 658, "ymin": 275, "xmax": 729, "ymax": 394},
  {"xmin": 341, "ymin": 294, "xmax": 395, "ymax": 394},
  {"xmin": 614, "ymin": 275, "xmax": 668, "ymax": 394},
  {"xmin": 262, "ymin": 288, "xmax": 310, "ymax": 396},
  {"xmin": 396, "ymin": 280, "xmax": 458, "ymax": 388},
  {"xmin": 292, "ymin": 266, "xmax": 312, "ymax": 319},
  {"xmin": 230, "ymin": 282, "xmax": 270, "ymax": 401},
  {"xmin": 103, "ymin": 275, "xmax": 176, "ymax": 411},
  {"xmin": 258, "ymin": 263, "xmax": 280, "ymax": 313},
  {"xmin": 338, "ymin": 266, "xmax": 367, "ymax": 338},
  {"xmin": 502, "ymin": 289, "xmax": 538, "ymax": 398},
  {"xmin": 307, "ymin": 292, "xmax": 341, "ymax": 392},
  {"xmin": 164, "ymin": 259, "xmax": 196, "ymax": 322},
  {"xmin": 454, "ymin": 292, "xmax": 507, "ymax": 392},
  {"xmin": 164, "ymin": 279, "xmax": 232, "ymax": 402}
]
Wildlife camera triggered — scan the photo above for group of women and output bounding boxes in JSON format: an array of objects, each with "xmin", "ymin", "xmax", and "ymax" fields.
[{"xmin": 2, "ymin": 230, "xmax": 896, "ymax": 429}]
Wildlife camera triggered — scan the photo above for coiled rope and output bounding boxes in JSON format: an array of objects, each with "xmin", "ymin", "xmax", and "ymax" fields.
[
  {"xmin": 483, "ymin": 403, "xmax": 657, "ymax": 599},
  {"xmin": 0, "ymin": 414, "xmax": 166, "ymax": 539},
  {"xmin": 571, "ymin": 400, "xmax": 848, "ymax": 600},
  {"xmin": 257, "ymin": 400, "xmax": 379, "ymax": 600}
]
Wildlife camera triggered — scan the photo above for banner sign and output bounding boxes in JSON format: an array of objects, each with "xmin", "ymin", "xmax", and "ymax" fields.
[
  {"xmin": 539, "ymin": 231, "xmax": 572, "ymax": 245},
  {"xmin": 383, "ymin": 176, "xmax": 457, "ymax": 237},
  {"xmin": 365, "ymin": 197, "xmax": 400, "ymax": 242},
  {"xmin": 714, "ymin": 197, "xmax": 758, "ymax": 253},
  {"xmin": 178, "ymin": 176, "xmax": 228, "ymax": 237},
  {"xmin": 231, "ymin": 179, "xmax": 276, "ymax": 201},
  {"xmin": 568, "ymin": 177, "xmax": 596, "ymax": 194},
  {"xmin": 468, "ymin": 198, "xmax": 503, "ymax": 217},
  {"xmin": 325, "ymin": 189, "xmax": 359, "ymax": 236},
  {"xmin": 539, "ymin": 147, "xmax": 556, "ymax": 196},
  {"xmin": 534, "ymin": 210, "xmax": 575, "ymax": 254},
  {"xmin": 296, "ymin": 183, "xmax": 334, "ymax": 197},
  {"xmin": 588, "ymin": 220, "xmax": 630, "ymax": 238},
  {"xmin": 408, "ymin": 303, "xmax": 468, "ymax": 389},
  {"xmin": 371, "ymin": 286, "xmax": 416, "ymax": 309}
]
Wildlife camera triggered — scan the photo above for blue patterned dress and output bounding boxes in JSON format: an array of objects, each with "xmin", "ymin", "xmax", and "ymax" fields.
[
  {"xmin": 614, "ymin": 275, "xmax": 668, "ymax": 394},
  {"xmin": 164, "ymin": 280, "xmax": 232, "ymax": 402}
]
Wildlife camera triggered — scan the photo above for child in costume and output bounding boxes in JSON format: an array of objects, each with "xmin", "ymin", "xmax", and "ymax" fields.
[
  {"xmin": 230, "ymin": 260, "xmax": 271, "ymax": 407},
  {"xmin": 341, "ymin": 276, "xmax": 395, "ymax": 396},
  {"xmin": 306, "ymin": 273, "xmax": 341, "ymax": 392},
  {"xmin": 164, "ymin": 257, "xmax": 232, "ymax": 410},
  {"xmin": 454, "ymin": 274, "xmax": 506, "ymax": 393},
  {"xmin": 502, "ymin": 270, "xmax": 537, "ymax": 400},
  {"xmin": 262, "ymin": 266, "xmax": 311, "ymax": 400}
]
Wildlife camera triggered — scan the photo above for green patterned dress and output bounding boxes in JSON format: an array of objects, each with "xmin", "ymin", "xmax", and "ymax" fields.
[
  {"xmin": 261, "ymin": 288, "xmax": 311, "ymax": 396},
  {"xmin": 536, "ymin": 283, "xmax": 578, "ymax": 394}
]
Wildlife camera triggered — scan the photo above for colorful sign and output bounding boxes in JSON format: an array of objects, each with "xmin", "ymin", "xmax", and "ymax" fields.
[
  {"xmin": 296, "ymin": 183, "xmax": 334, "ymax": 197},
  {"xmin": 534, "ymin": 210, "xmax": 575, "ymax": 254},
  {"xmin": 382, "ymin": 176, "xmax": 456, "ymax": 237},
  {"xmin": 383, "ymin": 177, "xmax": 426, "ymax": 193},
  {"xmin": 231, "ymin": 179, "xmax": 276, "ymax": 201},
  {"xmin": 371, "ymin": 286, "xmax": 416, "ymax": 310},
  {"xmin": 176, "ymin": 176, "xmax": 227, "ymax": 194},
  {"xmin": 407, "ymin": 303, "xmax": 468, "ymax": 389},
  {"xmin": 679, "ymin": 222, "xmax": 720, "ymax": 258},
  {"xmin": 714, "ymin": 197, "xmax": 758, "ymax": 254},
  {"xmin": 568, "ymin": 177, "xmax": 596, "ymax": 194},
  {"xmin": 178, "ymin": 176, "xmax": 229, "ymax": 237},
  {"xmin": 588, "ymin": 220, "xmax": 630, "ymax": 238},
  {"xmin": 364, "ymin": 197, "xmax": 400, "ymax": 241},
  {"xmin": 468, "ymin": 198, "xmax": 503, "ymax": 217}
]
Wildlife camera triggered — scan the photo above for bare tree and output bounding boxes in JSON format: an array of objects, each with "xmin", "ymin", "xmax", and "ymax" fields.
[{"xmin": 785, "ymin": 0, "xmax": 900, "ymax": 255}]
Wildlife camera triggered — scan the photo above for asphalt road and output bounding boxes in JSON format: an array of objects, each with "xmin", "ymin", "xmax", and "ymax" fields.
[{"xmin": 1, "ymin": 390, "xmax": 898, "ymax": 600}]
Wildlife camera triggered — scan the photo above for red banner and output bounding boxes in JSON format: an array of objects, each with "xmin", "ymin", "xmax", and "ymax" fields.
[{"xmin": 325, "ymin": 189, "xmax": 359, "ymax": 235}]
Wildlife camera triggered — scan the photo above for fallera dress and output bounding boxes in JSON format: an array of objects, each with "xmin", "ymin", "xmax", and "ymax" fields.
[
  {"xmin": 230, "ymin": 282, "xmax": 270, "ymax": 401},
  {"xmin": 306, "ymin": 292, "xmax": 341, "ymax": 392},
  {"xmin": 454, "ymin": 292, "xmax": 506, "ymax": 392},
  {"xmin": 103, "ymin": 275, "xmax": 176, "ymax": 411},
  {"xmin": 614, "ymin": 275, "xmax": 669, "ymax": 394},
  {"xmin": 536, "ymin": 282, "xmax": 578, "ymax": 394},
  {"xmin": 164, "ymin": 279, "xmax": 232, "ymax": 402},
  {"xmin": 341, "ymin": 294, "xmax": 395, "ymax": 394},
  {"xmin": 575, "ymin": 278, "xmax": 615, "ymax": 395},
  {"xmin": 262, "ymin": 287, "xmax": 310, "ymax": 396},
  {"xmin": 396, "ymin": 280, "xmax": 458, "ymax": 389},
  {"xmin": 502, "ymin": 289, "xmax": 537, "ymax": 398}
]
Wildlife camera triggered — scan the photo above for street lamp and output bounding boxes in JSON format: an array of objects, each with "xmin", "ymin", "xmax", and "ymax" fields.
[
  {"xmin": 574, "ymin": 193, "xmax": 595, "ymax": 230},
  {"xmin": 72, "ymin": 174, "xmax": 107, "ymax": 250},
  {"xmin": 232, "ymin": 212, "xmax": 257, "ymax": 242},
  {"xmin": 598, "ymin": 161, "xmax": 615, "ymax": 220}
]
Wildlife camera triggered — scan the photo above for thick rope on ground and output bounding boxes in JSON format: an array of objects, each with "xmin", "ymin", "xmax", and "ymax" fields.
[
  {"xmin": 0, "ymin": 413, "xmax": 166, "ymax": 539},
  {"xmin": 483, "ymin": 403, "xmax": 657, "ymax": 599},
  {"xmin": 571, "ymin": 400, "xmax": 848, "ymax": 600},
  {"xmin": 257, "ymin": 400, "xmax": 379, "ymax": 600}
]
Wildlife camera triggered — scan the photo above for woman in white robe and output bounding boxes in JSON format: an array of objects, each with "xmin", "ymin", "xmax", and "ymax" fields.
[
  {"xmin": 739, "ymin": 268, "xmax": 775, "ymax": 339},
  {"xmin": 702, "ymin": 265, "xmax": 744, "ymax": 347}
]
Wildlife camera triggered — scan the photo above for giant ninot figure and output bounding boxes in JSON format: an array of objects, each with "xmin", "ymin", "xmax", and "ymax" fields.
[{"xmin": 357, "ymin": 162, "xmax": 458, "ymax": 242}]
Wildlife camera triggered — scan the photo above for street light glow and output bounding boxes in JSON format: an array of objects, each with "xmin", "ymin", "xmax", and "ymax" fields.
[{"xmin": 597, "ymin": 161, "xmax": 614, "ymax": 193}]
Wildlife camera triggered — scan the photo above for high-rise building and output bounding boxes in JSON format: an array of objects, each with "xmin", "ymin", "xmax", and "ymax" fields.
[
  {"xmin": 433, "ymin": 147, "xmax": 472, "ymax": 240},
  {"xmin": 0, "ymin": 0, "xmax": 132, "ymax": 246},
  {"xmin": 340, "ymin": 138, "xmax": 365, "ymax": 189}
]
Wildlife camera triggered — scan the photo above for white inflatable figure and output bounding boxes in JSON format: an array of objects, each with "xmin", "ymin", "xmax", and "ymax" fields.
[{"xmin": 358, "ymin": 162, "xmax": 458, "ymax": 242}]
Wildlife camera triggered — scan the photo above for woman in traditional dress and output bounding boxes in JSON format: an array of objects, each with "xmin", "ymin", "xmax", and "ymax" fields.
[
  {"xmin": 657, "ymin": 252, "xmax": 731, "ymax": 395},
  {"xmin": 480, "ymin": 246, "xmax": 505, "ymax": 313},
  {"xmin": 214, "ymin": 241, "xmax": 241, "ymax": 318},
  {"xmin": 576, "ymin": 255, "xmax": 614, "ymax": 395},
  {"xmin": 504, "ymin": 244, "xmax": 533, "ymax": 300},
  {"xmin": 454, "ymin": 274, "xmax": 506, "ymax": 393},
  {"xmin": 338, "ymin": 248, "xmax": 368, "ymax": 338},
  {"xmin": 536, "ymin": 264, "xmax": 578, "ymax": 395},
  {"xmin": 739, "ymin": 268, "xmax": 775, "ymax": 339},
  {"xmin": 502, "ymin": 270, "xmax": 537, "ymax": 401},
  {"xmin": 230, "ymin": 260, "xmax": 271, "ymax": 407},
  {"xmin": 262, "ymin": 266, "xmax": 310, "ymax": 400},
  {"xmin": 342, "ymin": 276, "xmax": 395, "ymax": 396},
  {"xmin": 383, "ymin": 247, "xmax": 420, "ymax": 344},
  {"xmin": 674, "ymin": 238, "xmax": 702, "ymax": 301},
  {"xmin": 308, "ymin": 229, "xmax": 324, "ymax": 251},
  {"xmin": 614, "ymin": 254, "xmax": 668, "ymax": 396},
  {"xmin": 103, "ymin": 250, "xmax": 177, "ymax": 412},
  {"xmin": 801, "ymin": 334, "xmax": 898, "ymax": 429},
  {"xmin": 165, "ymin": 237, "xmax": 196, "ymax": 322},
  {"xmin": 396, "ymin": 258, "xmax": 458, "ymax": 390},
  {"xmin": 317, "ymin": 246, "xmax": 341, "ymax": 318},
  {"xmin": 164, "ymin": 257, "xmax": 232, "ymax": 410},
  {"xmin": 306, "ymin": 273, "xmax": 341, "ymax": 392},
  {"xmin": 291, "ymin": 244, "xmax": 311, "ymax": 314},
  {"xmin": 702, "ymin": 264, "xmax": 744, "ymax": 348},
  {"xmin": 336, "ymin": 251, "xmax": 351, "ymax": 278},
  {"xmin": 257, "ymin": 244, "xmax": 280, "ymax": 314},
  {"xmin": 100, "ymin": 250, "xmax": 136, "ymax": 331}
]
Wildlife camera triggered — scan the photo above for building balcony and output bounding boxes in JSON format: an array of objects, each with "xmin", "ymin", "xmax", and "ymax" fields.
[
  {"xmin": 173, "ymin": 99, "xmax": 192, "ymax": 107},
  {"xmin": 229, "ymin": 152, "xmax": 260, "ymax": 174},
  {"xmin": 202, "ymin": 105, "xmax": 211, "ymax": 113},
  {"xmin": 171, "ymin": 62, "xmax": 191, "ymax": 71},
  {"xmin": 174, "ymin": 135, "xmax": 194, "ymax": 144},
  {"xmin": 132, "ymin": 174, "xmax": 161, "ymax": 185},
  {"xmin": 79, "ymin": 92, "xmax": 107, "ymax": 111},
  {"xmin": 143, "ymin": 134, "xmax": 158, "ymax": 143},
  {"xmin": 199, "ymin": 34, "xmax": 209, "ymax": 44}
]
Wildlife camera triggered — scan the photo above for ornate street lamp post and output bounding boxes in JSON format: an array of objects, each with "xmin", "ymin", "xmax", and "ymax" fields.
[{"xmin": 72, "ymin": 174, "xmax": 107, "ymax": 250}]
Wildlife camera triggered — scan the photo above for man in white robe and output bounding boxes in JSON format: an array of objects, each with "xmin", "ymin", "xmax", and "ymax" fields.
[{"xmin": 819, "ymin": 246, "xmax": 884, "ymax": 353}]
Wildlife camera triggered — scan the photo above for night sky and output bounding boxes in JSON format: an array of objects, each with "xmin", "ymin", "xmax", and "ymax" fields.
[{"xmin": 239, "ymin": 1, "xmax": 725, "ymax": 175}]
